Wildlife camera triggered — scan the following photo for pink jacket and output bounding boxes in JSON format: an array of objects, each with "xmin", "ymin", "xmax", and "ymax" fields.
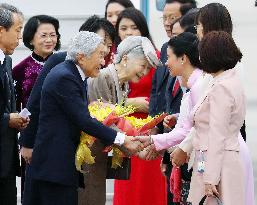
[
  {"xmin": 192, "ymin": 69, "xmax": 245, "ymax": 185},
  {"xmin": 152, "ymin": 69, "xmax": 203, "ymax": 151}
]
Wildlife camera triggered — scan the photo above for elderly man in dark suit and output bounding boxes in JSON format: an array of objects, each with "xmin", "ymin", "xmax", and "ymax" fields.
[
  {"xmin": 19, "ymin": 17, "xmax": 116, "ymax": 205},
  {"xmin": 22, "ymin": 31, "xmax": 143, "ymax": 205},
  {"xmin": 0, "ymin": 4, "xmax": 29, "ymax": 205}
]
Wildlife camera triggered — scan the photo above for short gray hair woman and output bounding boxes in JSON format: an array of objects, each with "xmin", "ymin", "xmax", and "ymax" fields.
[{"xmin": 87, "ymin": 35, "xmax": 161, "ymax": 104}]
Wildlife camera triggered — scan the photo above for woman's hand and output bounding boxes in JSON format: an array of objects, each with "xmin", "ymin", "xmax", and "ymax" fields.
[
  {"xmin": 205, "ymin": 183, "xmax": 219, "ymax": 197},
  {"xmin": 163, "ymin": 114, "xmax": 177, "ymax": 129},
  {"xmin": 126, "ymin": 97, "xmax": 149, "ymax": 113}
]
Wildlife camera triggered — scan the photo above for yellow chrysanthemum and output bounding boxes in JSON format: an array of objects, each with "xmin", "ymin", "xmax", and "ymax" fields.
[{"xmin": 124, "ymin": 116, "xmax": 154, "ymax": 128}]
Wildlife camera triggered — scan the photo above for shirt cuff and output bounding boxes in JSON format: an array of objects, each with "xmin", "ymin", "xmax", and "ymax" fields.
[{"xmin": 114, "ymin": 132, "xmax": 125, "ymax": 146}]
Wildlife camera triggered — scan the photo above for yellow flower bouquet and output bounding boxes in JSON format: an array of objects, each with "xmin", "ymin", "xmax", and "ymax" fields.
[{"xmin": 75, "ymin": 101, "xmax": 135, "ymax": 173}]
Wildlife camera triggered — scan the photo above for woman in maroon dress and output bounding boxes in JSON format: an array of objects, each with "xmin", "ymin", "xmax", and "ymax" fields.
[
  {"xmin": 113, "ymin": 8, "xmax": 167, "ymax": 205},
  {"xmin": 12, "ymin": 15, "xmax": 60, "ymax": 201}
]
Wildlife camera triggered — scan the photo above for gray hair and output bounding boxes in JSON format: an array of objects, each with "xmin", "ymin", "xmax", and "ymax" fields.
[
  {"xmin": 66, "ymin": 31, "xmax": 103, "ymax": 62},
  {"xmin": 114, "ymin": 36, "xmax": 161, "ymax": 67},
  {"xmin": 0, "ymin": 3, "xmax": 23, "ymax": 30}
]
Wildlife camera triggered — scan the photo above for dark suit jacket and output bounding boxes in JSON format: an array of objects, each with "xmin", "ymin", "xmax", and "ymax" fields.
[
  {"xmin": 0, "ymin": 56, "xmax": 19, "ymax": 178},
  {"xmin": 149, "ymin": 42, "xmax": 170, "ymax": 118},
  {"xmin": 149, "ymin": 42, "xmax": 183, "ymax": 128},
  {"xmin": 19, "ymin": 52, "xmax": 67, "ymax": 148},
  {"xmin": 30, "ymin": 60, "xmax": 117, "ymax": 187},
  {"xmin": 165, "ymin": 76, "xmax": 183, "ymax": 115}
]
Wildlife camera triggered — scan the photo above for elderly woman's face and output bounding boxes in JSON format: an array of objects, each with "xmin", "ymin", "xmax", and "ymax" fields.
[
  {"xmin": 166, "ymin": 46, "xmax": 184, "ymax": 77},
  {"xmin": 31, "ymin": 23, "xmax": 58, "ymax": 58},
  {"xmin": 106, "ymin": 2, "xmax": 125, "ymax": 27},
  {"xmin": 118, "ymin": 18, "xmax": 142, "ymax": 41},
  {"xmin": 81, "ymin": 43, "xmax": 106, "ymax": 78},
  {"xmin": 126, "ymin": 57, "xmax": 150, "ymax": 83}
]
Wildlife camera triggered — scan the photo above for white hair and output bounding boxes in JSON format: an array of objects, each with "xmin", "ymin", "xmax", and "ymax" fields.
[
  {"xmin": 66, "ymin": 31, "xmax": 103, "ymax": 61},
  {"xmin": 113, "ymin": 36, "xmax": 161, "ymax": 67}
]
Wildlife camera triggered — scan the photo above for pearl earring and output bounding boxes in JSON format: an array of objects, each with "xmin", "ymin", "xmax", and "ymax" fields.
[
  {"xmin": 181, "ymin": 62, "xmax": 184, "ymax": 65},
  {"xmin": 123, "ymin": 64, "xmax": 127, "ymax": 67}
]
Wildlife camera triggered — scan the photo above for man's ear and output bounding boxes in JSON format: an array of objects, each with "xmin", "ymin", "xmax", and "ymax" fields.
[{"xmin": 76, "ymin": 53, "xmax": 85, "ymax": 61}]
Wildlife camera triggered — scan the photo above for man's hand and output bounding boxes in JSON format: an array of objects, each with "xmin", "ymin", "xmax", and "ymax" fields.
[
  {"xmin": 21, "ymin": 147, "xmax": 33, "ymax": 164},
  {"xmin": 170, "ymin": 147, "xmax": 188, "ymax": 167},
  {"xmin": 123, "ymin": 135, "xmax": 144, "ymax": 155},
  {"xmin": 163, "ymin": 115, "xmax": 177, "ymax": 129},
  {"xmin": 9, "ymin": 113, "xmax": 30, "ymax": 130}
]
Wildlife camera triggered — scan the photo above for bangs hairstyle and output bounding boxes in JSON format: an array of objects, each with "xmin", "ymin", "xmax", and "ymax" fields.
[
  {"xmin": 199, "ymin": 31, "xmax": 242, "ymax": 73},
  {"xmin": 23, "ymin": 15, "xmax": 61, "ymax": 50},
  {"xmin": 79, "ymin": 15, "xmax": 115, "ymax": 42},
  {"xmin": 115, "ymin": 8, "xmax": 156, "ymax": 49},
  {"xmin": 195, "ymin": 3, "xmax": 232, "ymax": 35},
  {"xmin": 168, "ymin": 32, "xmax": 201, "ymax": 68},
  {"xmin": 105, "ymin": 0, "xmax": 134, "ymax": 18}
]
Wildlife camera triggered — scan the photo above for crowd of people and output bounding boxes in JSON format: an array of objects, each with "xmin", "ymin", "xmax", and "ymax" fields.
[{"xmin": 0, "ymin": 0, "xmax": 255, "ymax": 205}]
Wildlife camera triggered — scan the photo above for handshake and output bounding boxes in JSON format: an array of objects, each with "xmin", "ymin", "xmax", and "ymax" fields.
[{"xmin": 122, "ymin": 135, "xmax": 161, "ymax": 160}]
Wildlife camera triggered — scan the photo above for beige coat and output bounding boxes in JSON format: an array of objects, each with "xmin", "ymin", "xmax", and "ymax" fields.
[
  {"xmin": 87, "ymin": 64, "xmax": 128, "ymax": 104},
  {"xmin": 188, "ymin": 69, "xmax": 246, "ymax": 205}
]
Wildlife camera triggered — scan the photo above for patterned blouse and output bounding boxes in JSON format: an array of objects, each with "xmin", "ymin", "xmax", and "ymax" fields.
[{"xmin": 12, "ymin": 52, "xmax": 52, "ymax": 111}]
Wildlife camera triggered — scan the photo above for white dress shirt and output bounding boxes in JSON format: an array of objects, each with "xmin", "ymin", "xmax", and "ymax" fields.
[{"xmin": 0, "ymin": 49, "xmax": 5, "ymax": 65}]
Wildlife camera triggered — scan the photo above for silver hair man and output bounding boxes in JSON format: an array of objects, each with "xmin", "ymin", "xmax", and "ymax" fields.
[
  {"xmin": 66, "ymin": 31, "xmax": 103, "ymax": 62},
  {"xmin": 0, "ymin": 3, "xmax": 23, "ymax": 30}
]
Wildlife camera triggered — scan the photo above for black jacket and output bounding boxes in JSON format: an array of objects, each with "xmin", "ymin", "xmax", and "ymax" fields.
[{"xmin": 0, "ymin": 56, "xmax": 20, "ymax": 178}]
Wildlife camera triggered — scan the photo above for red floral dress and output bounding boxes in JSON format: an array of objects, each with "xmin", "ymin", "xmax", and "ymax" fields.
[{"xmin": 113, "ymin": 51, "xmax": 167, "ymax": 205}]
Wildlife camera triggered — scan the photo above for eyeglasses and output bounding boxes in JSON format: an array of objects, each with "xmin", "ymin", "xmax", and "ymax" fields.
[
  {"xmin": 161, "ymin": 15, "xmax": 179, "ymax": 22},
  {"xmin": 38, "ymin": 33, "xmax": 58, "ymax": 40}
]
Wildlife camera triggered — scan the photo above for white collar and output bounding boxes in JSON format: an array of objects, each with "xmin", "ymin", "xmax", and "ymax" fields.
[
  {"xmin": 0, "ymin": 49, "xmax": 5, "ymax": 65},
  {"xmin": 76, "ymin": 64, "xmax": 86, "ymax": 81}
]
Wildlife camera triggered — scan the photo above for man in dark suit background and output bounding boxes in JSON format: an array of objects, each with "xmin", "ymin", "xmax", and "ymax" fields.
[
  {"xmin": 22, "ymin": 31, "xmax": 143, "ymax": 205},
  {"xmin": 0, "ymin": 4, "xmax": 29, "ymax": 205}
]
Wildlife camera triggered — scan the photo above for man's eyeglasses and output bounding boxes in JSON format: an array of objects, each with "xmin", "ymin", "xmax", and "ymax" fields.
[{"xmin": 161, "ymin": 15, "xmax": 179, "ymax": 22}]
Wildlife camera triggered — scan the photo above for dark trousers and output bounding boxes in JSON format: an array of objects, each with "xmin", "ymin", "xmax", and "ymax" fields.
[
  {"xmin": 23, "ymin": 178, "xmax": 78, "ymax": 205},
  {"xmin": 21, "ymin": 158, "xmax": 26, "ymax": 202},
  {"xmin": 0, "ymin": 176, "xmax": 17, "ymax": 205}
]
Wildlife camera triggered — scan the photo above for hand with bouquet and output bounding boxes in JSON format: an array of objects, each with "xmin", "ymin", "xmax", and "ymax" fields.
[{"xmin": 75, "ymin": 100, "xmax": 167, "ymax": 172}]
